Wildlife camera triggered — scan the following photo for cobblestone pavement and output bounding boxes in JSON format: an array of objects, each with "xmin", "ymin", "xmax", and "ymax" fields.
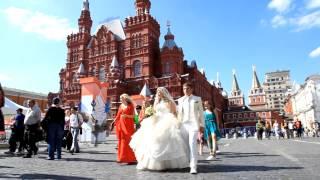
[{"xmin": 1, "ymin": 136, "xmax": 320, "ymax": 180}]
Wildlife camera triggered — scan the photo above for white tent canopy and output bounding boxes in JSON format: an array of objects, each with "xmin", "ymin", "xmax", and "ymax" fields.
[{"xmin": 2, "ymin": 97, "xmax": 28, "ymax": 115}]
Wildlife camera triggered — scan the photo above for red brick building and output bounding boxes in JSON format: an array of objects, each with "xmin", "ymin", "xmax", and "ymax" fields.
[{"xmin": 57, "ymin": 0, "xmax": 227, "ymax": 124}]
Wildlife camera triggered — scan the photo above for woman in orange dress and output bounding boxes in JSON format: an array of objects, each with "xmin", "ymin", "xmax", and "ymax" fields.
[{"xmin": 114, "ymin": 94, "xmax": 136, "ymax": 164}]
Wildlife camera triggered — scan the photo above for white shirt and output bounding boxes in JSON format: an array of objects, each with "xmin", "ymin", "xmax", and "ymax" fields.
[
  {"xmin": 288, "ymin": 122, "xmax": 294, "ymax": 130},
  {"xmin": 182, "ymin": 96, "xmax": 191, "ymax": 122},
  {"xmin": 70, "ymin": 113, "xmax": 83, "ymax": 128},
  {"xmin": 24, "ymin": 105, "xmax": 41, "ymax": 125}
]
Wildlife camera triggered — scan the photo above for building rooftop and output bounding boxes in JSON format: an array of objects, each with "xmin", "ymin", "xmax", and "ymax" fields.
[
  {"xmin": 265, "ymin": 70, "xmax": 290, "ymax": 76},
  {"xmin": 95, "ymin": 18, "xmax": 126, "ymax": 40},
  {"xmin": 3, "ymin": 86, "xmax": 47, "ymax": 99}
]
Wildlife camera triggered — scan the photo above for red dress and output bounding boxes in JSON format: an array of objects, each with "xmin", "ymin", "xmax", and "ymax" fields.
[{"xmin": 115, "ymin": 104, "xmax": 136, "ymax": 163}]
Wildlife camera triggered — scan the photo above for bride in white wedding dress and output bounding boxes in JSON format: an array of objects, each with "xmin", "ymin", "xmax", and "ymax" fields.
[{"xmin": 129, "ymin": 87, "xmax": 189, "ymax": 170}]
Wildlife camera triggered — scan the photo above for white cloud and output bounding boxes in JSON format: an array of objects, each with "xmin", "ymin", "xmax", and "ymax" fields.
[
  {"xmin": 271, "ymin": 15, "xmax": 288, "ymax": 28},
  {"xmin": 294, "ymin": 11, "xmax": 320, "ymax": 31},
  {"xmin": 268, "ymin": 0, "xmax": 292, "ymax": 13},
  {"xmin": 3, "ymin": 7, "xmax": 76, "ymax": 41},
  {"xmin": 309, "ymin": 47, "xmax": 320, "ymax": 58},
  {"xmin": 0, "ymin": 73, "xmax": 12, "ymax": 82},
  {"xmin": 306, "ymin": 0, "xmax": 320, "ymax": 9}
]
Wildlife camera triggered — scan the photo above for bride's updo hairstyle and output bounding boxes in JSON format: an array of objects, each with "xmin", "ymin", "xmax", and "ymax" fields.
[
  {"xmin": 120, "ymin": 93, "xmax": 133, "ymax": 104},
  {"xmin": 154, "ymin": 87, "xmax": 175, "ymax": 107}
]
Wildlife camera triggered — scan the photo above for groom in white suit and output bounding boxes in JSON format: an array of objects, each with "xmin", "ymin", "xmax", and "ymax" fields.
[{"xmin": 178, "ymin": 82, "xmax": 204, "ymax": 174}]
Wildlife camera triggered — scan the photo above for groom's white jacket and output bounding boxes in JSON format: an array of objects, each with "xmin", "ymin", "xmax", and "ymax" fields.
[{"xmin": 177, "ymin": 95, "xmax": 204, "ymax": 130}]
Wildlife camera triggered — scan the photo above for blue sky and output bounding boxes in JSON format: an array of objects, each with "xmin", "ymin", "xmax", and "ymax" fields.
[{"xmin": 0, "ymin": 0, "xmax": 320, "ymax": 102}]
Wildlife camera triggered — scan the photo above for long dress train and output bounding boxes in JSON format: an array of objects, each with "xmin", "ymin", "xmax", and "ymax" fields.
[{"xmin": 130, "ymin": 101, "xmax": 189, "ymax": 170}]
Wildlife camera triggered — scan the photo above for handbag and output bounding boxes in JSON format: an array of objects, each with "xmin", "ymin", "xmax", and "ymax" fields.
[
  {"xmin": 41, "ymin": 118, "xmax": 49, "ymax": 132},
  {"xmin": 36, "ymin": 128, "xmax": 45, "ymax": 142}
]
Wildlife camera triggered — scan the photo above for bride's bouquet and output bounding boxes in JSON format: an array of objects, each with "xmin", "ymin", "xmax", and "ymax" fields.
[{"xmin": 144, "ymin": 106, "xmax": 154, "ymax": 118}]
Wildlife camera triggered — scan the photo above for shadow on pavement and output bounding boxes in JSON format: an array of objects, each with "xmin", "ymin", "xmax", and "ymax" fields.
[
  {"xmin": 39, "ymin": 157, "xmax": 118, "ymax": 163},
  {"xmin": 20, "ymin": 174, "xmax": 94, "ymax": 180},
  {"xmin": 0, "ymin": 173, "xmax": 94, "ymax": 180},
  {"xmin": 218, "ymin": 152, "xmax": 280, "ymax": 158},
  {"xmin": 0, "ymin": 154, "xmax": 14, "ymax": 159},
  {"xmin": 198, "ymin": 164, "xmax": 303, "ymax": 173},
  {"xmin": 0, "ymin": 166, "xmax": 13, "ymax": 169},
  {"xmin": 82, "ymin": 150, "xmax": 116, "ymax": 155}
]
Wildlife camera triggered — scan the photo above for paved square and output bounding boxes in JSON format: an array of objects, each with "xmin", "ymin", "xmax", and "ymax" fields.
[{"xmin": 1, "ymin": 136, "xmax": 320, "ymax": 180}]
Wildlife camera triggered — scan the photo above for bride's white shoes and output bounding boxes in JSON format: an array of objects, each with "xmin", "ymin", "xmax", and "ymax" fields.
[
  {"xmin": 190, "ymin": 167, "xmax": 197, "ymax": 174},
  {"xmin": 136, "ymin": 163, "xmax": 145, "ymax": 170},
  {"xmin": 206, "ymin": 155, "xmax": 215, "ymax": 160}
]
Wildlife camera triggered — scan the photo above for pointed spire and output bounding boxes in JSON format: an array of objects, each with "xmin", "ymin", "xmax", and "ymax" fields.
[
  {"xmin": 110, "ymin": 56, "xmax": 119, "ymax": 68},
  {"xmin": 78, "ymin": 63, "xmax": 85, "ymax": 75},
  {"xmin": 252, "ymin": 65, "xmax": 261, "ymax": 89},
  {"xmin": 83, "ymin": 0, "xmax": 90, "ymax": 11},
  {"xmin": 140, "ymin": 83, "xmax": 152, "ymax": 97},
  {"xmin": 200, "ymin": 68, "xmax": 205, "ymax": 75},
  {"xmin": 232, "ymin": 69, "xmax": 240, "ymax": 92},
  {"xmin": 165, "ymin": 21, "xmax": 174, "ymax": 39},
  {"xmin": 78, "ymin": 0, "xmax": 92, "ymax": 34},
  {"xmin": 216, "ymin": 72, "xmax": 222, "ymax": 88}
]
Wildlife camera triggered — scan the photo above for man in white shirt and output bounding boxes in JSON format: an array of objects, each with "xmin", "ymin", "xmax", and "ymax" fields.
[
  {"xmin": 69, "ymin": 107, "xmax": 83, "ymax": 153},
  {"xmin": 288, "ymin": 121, "xmax": 294, "ymax": 139},
  {"xmin": 177, "ymin": 82, "xmax": 204, "ymax": 174},
  {"xmin": 23, "ymin": 99, "xmax": 41, "ymax": 158}
]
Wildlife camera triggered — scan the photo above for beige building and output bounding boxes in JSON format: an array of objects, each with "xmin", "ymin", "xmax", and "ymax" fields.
[{"xmin": 263, "ymin": 70, "xmax": 292, "ymax": 112}]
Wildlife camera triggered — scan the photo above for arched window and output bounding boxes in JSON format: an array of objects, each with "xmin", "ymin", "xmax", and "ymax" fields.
[
  {"xmin": 164, "ymin": 61, "xmax": 170, "ymax": 75},
  {"xmin": 133, "ymin": 60, "xmax": 142, "ymax": 77},
  {"xmin": 99, "ymin": 66, "xmax": 106, "ymax": 82}
]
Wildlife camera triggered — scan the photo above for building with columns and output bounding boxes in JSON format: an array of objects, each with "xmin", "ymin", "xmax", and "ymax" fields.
[{"xmin": 56, "ymin": 0, "xmax": 227, "ymax": 125}]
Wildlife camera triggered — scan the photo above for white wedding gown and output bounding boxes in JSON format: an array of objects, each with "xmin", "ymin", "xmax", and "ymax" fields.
[{"xmin": 129, "ymin": 101, "xmax": 189, "ymax": 170}]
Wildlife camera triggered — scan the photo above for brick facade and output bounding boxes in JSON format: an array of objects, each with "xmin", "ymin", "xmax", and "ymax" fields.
[{"xmin": 56, "ymin": 0, "xmax": 226, "ymax": 126}]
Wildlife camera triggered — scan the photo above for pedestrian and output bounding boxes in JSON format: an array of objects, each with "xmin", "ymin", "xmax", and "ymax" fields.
[
  {"xmin": 0, "ymin": 83, "xmax": 5, "ymax": 133},
  {"xmin": 105, "ymin": 97, "xmax": 112, "ymax": 136},
  {"xmin": 288, "ymin": 121, "xmax": 294, "ymax": 138},
  {"xmin": 203, "ymin": 101, "xmax": 221, "ymax": 160},
  {"xmin": 91, "ymin": 114, "xmax": 100, "ymax": 147},
  {"xmin": 265, "ymin": 122, "xmax": 271, "ymax": 139},
  {"xmin": 273, "ymin": 121, "xmax": 280, "ymax": 140},
  {"xmin": 23, "ymin": 99, "xmax": 41, "ymax": 158},
  {"xmin": 62, "ymin": 109, "xmax": 72, "ymax": 151},
  {"xmin": 4, "ymin": 108, "xmax": 25, "ymax": 155},
  {"xmin": 256, "ymin": 120, "xmax": 264, "ymax": 140},
  {"xmin": 43, "ymin": 97, "xmax": 65, "ymax": 160},
  {"xmin": 113, "ymin": 93, "xmax": 136, "ymax": 164},
  {"xmin": 295, "ymin": 119, "xmax": 302, "ymax": 138},
  {"xmin": 314, "ymin": 122, "xmax": 319, "ymax": 137},
  {"xmin": 177, "ymin": 82, "xmax": 205, "ymax": 174},
  {"xmin": 138, "ymin": 99, "xmax": 152, "ymax": 123},
  {"xmin": 69, "ymin": 107, "xmax": 83, "ymax": 153}
]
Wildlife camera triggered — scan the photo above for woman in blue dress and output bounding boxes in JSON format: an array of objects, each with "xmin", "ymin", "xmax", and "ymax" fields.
[{"xmin": 203, "ymin": 101, "xmax": 221, "ymax": 160}]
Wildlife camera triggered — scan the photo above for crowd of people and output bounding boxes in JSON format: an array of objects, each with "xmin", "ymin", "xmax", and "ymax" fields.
[
  {"xmin": 256, "ymin": 119, "xmax": 320, "ymax": 140},
  {"xmin": 1, "ymin": 82, "xmax": 221, "ymax": 174},
  {"xmin": 3, "ymin": 98, "xmax": 85, "ymax": 160}
]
